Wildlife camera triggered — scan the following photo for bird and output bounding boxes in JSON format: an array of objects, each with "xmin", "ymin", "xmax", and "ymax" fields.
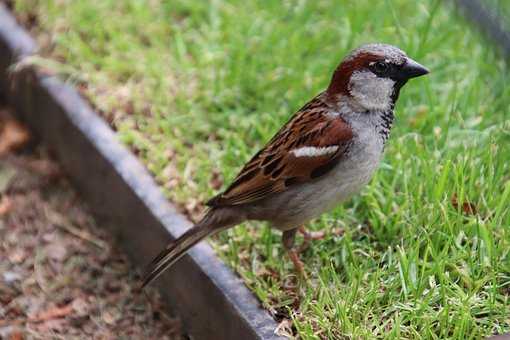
[{"xmin": 141, "ymin": 43, "xmax": 429, "ymax": 288}]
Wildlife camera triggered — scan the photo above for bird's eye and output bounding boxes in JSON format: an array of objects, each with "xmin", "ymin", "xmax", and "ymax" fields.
[{"xmin": 371, "ymin": 61, "xmax": 389, "ymax": 75}]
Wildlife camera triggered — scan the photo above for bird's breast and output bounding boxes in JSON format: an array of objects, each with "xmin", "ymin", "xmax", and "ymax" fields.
[{"xmin": 265, "ymin": 131, "xmax": 384, "ymax": 230}]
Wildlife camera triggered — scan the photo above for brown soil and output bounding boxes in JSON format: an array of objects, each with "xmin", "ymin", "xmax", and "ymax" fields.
[{"xmin": 0, "ymin": 105, "xmax": 183, "ymax": 339}]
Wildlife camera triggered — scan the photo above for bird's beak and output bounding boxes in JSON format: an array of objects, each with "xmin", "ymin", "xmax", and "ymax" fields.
[{"xmin": 400, "ymin": 58, "xmax": 429, "ymax": 79}]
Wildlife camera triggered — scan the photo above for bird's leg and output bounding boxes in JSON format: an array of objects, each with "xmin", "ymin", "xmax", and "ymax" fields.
[{"xmin": 282, "ymin": 228, "xmax": 306, "ymax": 278}]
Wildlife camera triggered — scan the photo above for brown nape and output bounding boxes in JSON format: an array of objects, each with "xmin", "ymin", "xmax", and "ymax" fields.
[{"xmin": 326, "ymin": 52, "xmax": 381, "ymax": 98}]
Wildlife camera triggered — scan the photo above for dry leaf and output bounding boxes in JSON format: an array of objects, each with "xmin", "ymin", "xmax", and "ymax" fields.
[
  {"xmin": 209, "ymin": 170, "xmax": 223, "ymax": 190},
  {"xmin": 0, "ymin": 118, "xmax": 30, "ymax": 156},
  {"xmin": 8, "ymin": 248, "xmax": 27, "ymax": 264},
  {"xmin": 8, "ymin": 330, "xmax": 24, "ymax": 340},
  {"xmin": 29, "ymin": 304, "xmax": 74, "ymax": 323},
  {"xmin": 71, "ymin": 297, "xmax": 89, "ymax": 316},
  {"xmin": 451, "ymin": 194, "xmax": 477, "ymax": 216},
  {"xmin": 274, "ymin": 318, "xmax": 294, "ymax": 338},
  {"xmin": 45, "ymin": 243, "xmax": 68, "ymax": 262},
  {"xmin": 6, "ymin": 157, "xmax": 62, "ymax": 181},
  {"xmin": 23, "ymin": 159, "xmax": 61, "ymax": 180},
  {"xmin": 102, "ymin": 308, "xmax": 121, "ymax": 325},
  {"xmin": 0, "ymin": 196, "xmax": 13, "ymax": 215},
  {"xmin": 31, "ymin": 318, "xmax": 66, "ymax": 333}
]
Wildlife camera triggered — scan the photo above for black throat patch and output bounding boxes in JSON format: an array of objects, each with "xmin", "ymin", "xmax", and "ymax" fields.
[{"xmin": 377, "ymin": 109, "xmax": 395, "ymax": 143}]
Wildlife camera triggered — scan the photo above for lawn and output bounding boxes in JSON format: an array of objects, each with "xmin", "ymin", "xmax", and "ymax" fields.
[
  {"xmin": 489, "ymin": 0, "xmax": 510, "ymax": 27},
  {"xmin": 11, "ymin": 0, "xmax": 510, "ymax": 338}
]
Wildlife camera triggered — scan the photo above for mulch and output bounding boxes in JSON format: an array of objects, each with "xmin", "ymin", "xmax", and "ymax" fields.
[{"xmin": 0, "ymin": 105, "xmax": 184, "ymax": 339}]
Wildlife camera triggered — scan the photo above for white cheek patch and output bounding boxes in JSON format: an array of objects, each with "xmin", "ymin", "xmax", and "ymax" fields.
[
  {"xmin": 349, "ymin": 70, "xmax": 395, "ymax": 111},
  {"xmin": 291, "ymin": 145, "xmax": 339, "ymax": 157}
]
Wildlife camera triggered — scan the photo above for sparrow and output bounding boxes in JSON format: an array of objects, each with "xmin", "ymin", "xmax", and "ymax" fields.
[{"xmin": 141, "ymin": 43, "xmax": 429, "ymax": 287}]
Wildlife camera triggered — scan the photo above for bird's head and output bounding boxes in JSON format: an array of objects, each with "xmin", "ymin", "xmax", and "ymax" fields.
[{"xmin": 327, "ymin": 43, "xmax": 429, "ymax": 111}]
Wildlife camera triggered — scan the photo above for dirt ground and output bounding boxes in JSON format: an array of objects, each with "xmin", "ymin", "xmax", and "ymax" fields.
[{"xmin": 0, "ymin": 105, "xmax": 183, "ymax": 339}]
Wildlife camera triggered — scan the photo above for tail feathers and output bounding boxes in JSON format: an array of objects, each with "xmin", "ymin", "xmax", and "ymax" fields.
[{"xmin": 141, "ymin": 210, "xmax": 234, "ymax": 288}]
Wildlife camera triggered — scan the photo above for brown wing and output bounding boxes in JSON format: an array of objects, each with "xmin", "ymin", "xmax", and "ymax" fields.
[{"xmin": 207, "ymin": 93, "xmax": 354, "ymax": 208}]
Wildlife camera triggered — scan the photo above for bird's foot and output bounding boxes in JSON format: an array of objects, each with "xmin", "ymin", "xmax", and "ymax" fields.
[{"xmin": 297, "ymin": 225, "xmax": 344, "ymax": 253}]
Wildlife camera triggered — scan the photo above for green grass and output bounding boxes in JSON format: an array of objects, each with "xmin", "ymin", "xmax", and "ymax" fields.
[
  {"xmin": 12, "ymin": 0, "xmax": 510, "ymax": 338},
  {"xmin": 488, "ymin": 0, "xmax": 510, "ymax": 27}
]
